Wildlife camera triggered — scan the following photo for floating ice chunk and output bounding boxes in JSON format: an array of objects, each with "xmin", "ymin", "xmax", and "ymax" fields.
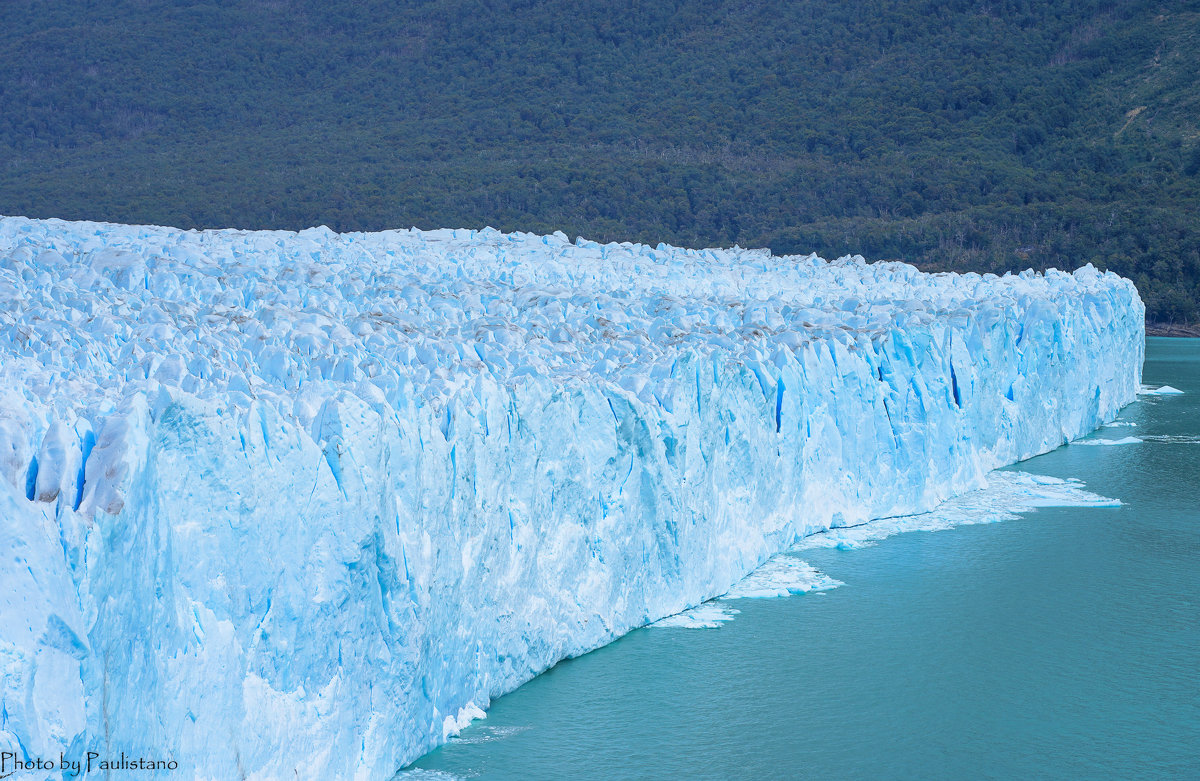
[
  {"xmin": 1074, "ymin": 436, "xmax": 1142, "ymax": 446},
  {"xmin": 721, "ymin": 555, "xmax": 842, "ymax": 599},
  {"xmin": 1139, "ymin": 384, "xmax": 1184, "ymax": 395}
]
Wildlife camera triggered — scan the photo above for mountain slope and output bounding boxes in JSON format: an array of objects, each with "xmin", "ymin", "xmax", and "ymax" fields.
[{"xmin": 0, "ymin": 0, "xmax": 1196, "ymax": 320}]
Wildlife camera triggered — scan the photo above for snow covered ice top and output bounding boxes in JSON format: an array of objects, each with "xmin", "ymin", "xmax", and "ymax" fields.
[
  {"xmin": 0, "ymin": 216, "xmax": 1137, "ymax": 452},
  {"xmin": 0, "ymin": 215, "xmax": 1144, "ymax": 780}
]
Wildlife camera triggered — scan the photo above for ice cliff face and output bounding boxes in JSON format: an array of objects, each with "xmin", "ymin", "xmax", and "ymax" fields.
[{"xmin": 0, "ymin": 216, "xmax": 1143, "ymax": 779}]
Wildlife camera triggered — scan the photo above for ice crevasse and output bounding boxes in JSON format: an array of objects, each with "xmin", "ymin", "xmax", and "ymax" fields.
[{"xmin": 0, "ymin": 216, "xmax": 1143, "ymax": 778}]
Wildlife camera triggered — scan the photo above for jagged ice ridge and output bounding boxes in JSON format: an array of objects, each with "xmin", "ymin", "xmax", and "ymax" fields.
[{"xmin": 0, "ymin": 216, "xmax": 1143, "ymax": 778}]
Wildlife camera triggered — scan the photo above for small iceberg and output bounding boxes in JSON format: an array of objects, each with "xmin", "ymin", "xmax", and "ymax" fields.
[{"xmin": 1139, "ymin": 384, "xmax": 1184, "ymax": 395}]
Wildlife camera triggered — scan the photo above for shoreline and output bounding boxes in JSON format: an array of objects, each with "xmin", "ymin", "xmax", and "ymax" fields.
[{"xmin": 1146, "ymin": 323, "xmax": 1200, "ymax": 338}]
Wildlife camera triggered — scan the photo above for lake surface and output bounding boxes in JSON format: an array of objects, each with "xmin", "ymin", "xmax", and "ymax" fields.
[{"xmin": 404, "ymin": 337, "xmax": 1199, "ymax": 780}]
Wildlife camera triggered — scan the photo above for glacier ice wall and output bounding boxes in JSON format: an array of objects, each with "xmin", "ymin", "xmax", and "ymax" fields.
[{"xmin": 0, "ymin": 216, "xmax": 1142, "ymax": 778}]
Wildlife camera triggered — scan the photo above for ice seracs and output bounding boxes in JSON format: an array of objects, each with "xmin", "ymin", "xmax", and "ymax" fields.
[{"xmin": 0, "ymin": 216, "xmax": 1143, "ymax": 778}]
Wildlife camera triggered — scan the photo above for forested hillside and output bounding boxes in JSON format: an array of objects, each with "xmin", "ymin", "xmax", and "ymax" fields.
[{"xmin": 1, "ymin": 0, "xmax": 1196, "ymax": 323}]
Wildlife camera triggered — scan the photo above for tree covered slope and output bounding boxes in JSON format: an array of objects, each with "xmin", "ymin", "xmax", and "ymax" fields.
[{"xmin": 1, "ymin": 0, "xmax": 1196, "ymax": 321}]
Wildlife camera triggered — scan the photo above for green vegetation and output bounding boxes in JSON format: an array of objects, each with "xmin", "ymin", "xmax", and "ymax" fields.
[{"xmin": 1, "ymin": 0, "xmax": 1197, "ymax": 322}]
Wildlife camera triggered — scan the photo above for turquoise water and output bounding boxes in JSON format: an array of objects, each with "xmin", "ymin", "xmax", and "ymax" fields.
[{"xmin": 405, "ymin": 338, "xmax": 1200, "ymax": 780}]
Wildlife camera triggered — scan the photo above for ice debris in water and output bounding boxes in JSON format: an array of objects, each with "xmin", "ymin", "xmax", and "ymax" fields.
[
  {"xmin": 447, "ymin": 725, "xmax": 531, "ymax": 746},
  {"xmin": 794, "ymin": 470, "xmax": 1120, "ymax": 551},
  {"xmin": 393, "ymin": 771, "xmax": 468, "ymax": 780},
  {"xmin": 721, "ymin": 554, "xmax": 843, "ymax": 599},
  {"xmin": 0, "ymin": 216, "xmax": 1144, "ymax": 777},
  {"xmin": 651, "ymin": 554, "xmax": 840, "ymax": 629},
  {"xmin": 652, "ymin": 603, "xmax": 742, "ymax": 629},
  {"xmin": 1139, "ymin": 384, "xmax": 1184, "ymax": 395},
  {"xmin": 1074, "ymin": 436, "xmax": 1142, "ymax": 446},
  {"xmin": 1138, "ymin": 434, "xmax": 1200, "ymax": 444}
]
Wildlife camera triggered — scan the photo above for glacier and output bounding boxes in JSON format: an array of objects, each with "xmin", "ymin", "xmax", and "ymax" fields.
[{"xmin": 0, "ymin": 215, "xmax": 1143, "ymax": 779}]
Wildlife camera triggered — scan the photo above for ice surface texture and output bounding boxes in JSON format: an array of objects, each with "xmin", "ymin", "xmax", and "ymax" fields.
[{"xmin": 0, "ymin": 216, "xmax": 1143, "ymax": 778}]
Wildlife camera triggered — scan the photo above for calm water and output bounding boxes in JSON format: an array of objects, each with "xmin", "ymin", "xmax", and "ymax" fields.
[{"xmin": 406, "ymin": 338, "xmax": 1199, "ymax": 780}]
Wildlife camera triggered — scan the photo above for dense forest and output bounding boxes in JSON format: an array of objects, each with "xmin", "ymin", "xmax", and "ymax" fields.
[{"xmin": 1, "ymin": 0, "xmax": 1197, "ymax": 324}]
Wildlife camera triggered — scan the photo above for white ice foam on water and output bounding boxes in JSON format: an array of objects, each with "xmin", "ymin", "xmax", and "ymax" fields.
[
  {"xmin": 1104, "ymin": 421, "xmax": 1138, "ymax": 427},
  {"xmin": 1139, "ymin": 384, "xmax": 1184, "ymax": 395},
  {"xmin": 1074, "ymin": 436, "xmax": 1143, "ymax": 446},
  {"xmin": 392, "ymin": 770, "xmax": 469, "ymax": 780},
  {"xmin": 447, "ymin": 725, "xmax": 531, "ymax": 746},
  {"xmin": 0, "ymin": 216, "xmax": 1143, "ymax": 778},
  {"xmin": 652, "ymin": 554, "xmax": 840, "ymax": 629},
  {"xmin": 794, "ymin": 470, "xmax": 1120, "ymax": 551},
  {"xmin": 1140, "ymin": 434, "xmax": 1200, "ymax": 444},
  {"xmin": 651, "ymin": 603, "xmax": 742, "ymax": 629},
  {"xmin": 721, "ymin": 554, "xmax": 843, "ymax": 599}
]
